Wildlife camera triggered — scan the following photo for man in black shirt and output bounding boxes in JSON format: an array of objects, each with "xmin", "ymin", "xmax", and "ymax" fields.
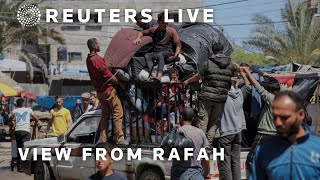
[{"xmin": 88, "ymin": 143, "xmax": 127, "ymax": 180}]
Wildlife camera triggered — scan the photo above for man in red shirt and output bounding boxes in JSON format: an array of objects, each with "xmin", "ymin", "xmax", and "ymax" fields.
[
  {"xmin": 86, "ymin": 38, "xmax": 128, "ymax": 145},
  {"xmin": 133, "ymin": 12, "xmax": 181, "ymax": 81}
]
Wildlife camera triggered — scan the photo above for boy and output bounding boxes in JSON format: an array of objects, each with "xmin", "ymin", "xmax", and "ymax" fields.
[{"xmin": 156, "ymin": 69, "xmax": 182, "ymax": 129}]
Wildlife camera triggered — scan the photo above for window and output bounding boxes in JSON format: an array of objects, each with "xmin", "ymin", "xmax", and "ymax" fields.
[
  {"xmin": 61, "ymin": 26, "xmax": 81, "ymax": 31},
  {"xmin": 68, "ymin": 52, "xmax": 82, "ymax": 61},
  {"xmin": 68, "ymin": 117, "xmax": 100, "ymax": 144},
  {"xmin": 39, "ymin": 44, "xmax": 50, "ymax": 66},
  {"xmin": 85, "ymin": 25, "xmax": 102, "ymax": 31}
]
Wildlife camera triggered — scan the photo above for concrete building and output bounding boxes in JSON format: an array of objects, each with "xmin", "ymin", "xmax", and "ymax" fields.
[
  {"xmin": 303, "ymin": 0, "xmax": 320, "ymax": 29},
  {"xmin": 304, "ymin": 0, "xmax": 319, "ymax": 9}
]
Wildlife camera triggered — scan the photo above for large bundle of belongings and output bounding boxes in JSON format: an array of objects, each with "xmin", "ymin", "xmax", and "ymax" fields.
[{"xmin": 104, "ymin": 23, "xmax": 233, "ymax": 82}]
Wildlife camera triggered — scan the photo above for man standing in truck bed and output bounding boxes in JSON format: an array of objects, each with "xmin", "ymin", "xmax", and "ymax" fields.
[{"xmin": 86, "ymin": 38, "xmax": 128, "ymax": 145}]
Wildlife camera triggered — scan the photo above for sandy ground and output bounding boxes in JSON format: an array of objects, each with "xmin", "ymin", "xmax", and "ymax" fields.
[{"xmin": 0, "ymin": 142, "xmax": 33, "ymax": 180}]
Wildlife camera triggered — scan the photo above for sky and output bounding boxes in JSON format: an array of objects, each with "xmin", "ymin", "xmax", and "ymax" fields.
[{"xmin": 205, "ymin": 0, "xmax": 286, "ymax": 46}]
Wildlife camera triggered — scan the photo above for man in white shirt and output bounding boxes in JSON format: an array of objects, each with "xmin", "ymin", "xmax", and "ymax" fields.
[{"xmin": 11, "ymin": 99, "xmax": 38, "ymax": 172}]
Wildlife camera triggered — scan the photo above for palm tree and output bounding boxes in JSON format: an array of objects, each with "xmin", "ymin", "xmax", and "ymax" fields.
[
  {"xmin": 244, "ymin": 0, "xmax": 320, "ymax": 65},
  {"xmin": 0, "ymin": 0, "xmax": 65, "ymax": 81}
]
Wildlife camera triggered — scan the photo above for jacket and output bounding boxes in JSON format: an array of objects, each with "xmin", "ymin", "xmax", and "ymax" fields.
[
  {"xmin": 215, "ymin": 85, "xmax": 251, "ymax": 138},
  {"xmin": 250, "ymin": 124, "xmax": 320, "ymax": 180},
  {"xmin": 198, "ymin": 55, "xmax": 237, "ymax": 102},
  {"xmin": 254, "ymin": 83, "xmax": 277, "ymax": 135}
]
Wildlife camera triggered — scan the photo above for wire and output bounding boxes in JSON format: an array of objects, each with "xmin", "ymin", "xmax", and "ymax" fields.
[
  {"xmin": 213, "ymin": 21, "xmax": 287, "ymax": 26},
  {"xmin": 214, "ymin": 0, "xmax": 285, "ymax": 11}
]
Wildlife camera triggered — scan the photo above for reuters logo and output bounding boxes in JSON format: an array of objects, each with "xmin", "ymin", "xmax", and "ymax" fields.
[{"xmin": 17, "ymin": 4, "xmax": 41, "ymax": 27}]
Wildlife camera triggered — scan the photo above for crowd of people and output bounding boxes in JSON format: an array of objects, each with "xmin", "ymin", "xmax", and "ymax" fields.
[{"xmin": 2, "ymin": 11, "xmax": 320, "ymax": 180}]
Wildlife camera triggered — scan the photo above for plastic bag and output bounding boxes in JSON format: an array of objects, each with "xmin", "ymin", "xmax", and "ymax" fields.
[{"xmin": 160, "ymin": 128, "xmax": 194, "ymax": 158}]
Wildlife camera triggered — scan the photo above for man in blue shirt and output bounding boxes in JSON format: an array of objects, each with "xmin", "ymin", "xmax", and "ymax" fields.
[{"xmin": 250, "ymin": 91, "xmax": 320, "ymax": 180}]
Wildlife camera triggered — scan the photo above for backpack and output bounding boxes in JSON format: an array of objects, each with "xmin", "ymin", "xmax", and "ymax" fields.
[{"xmin": 160, "ymin": 128, "xmax": 194, "ymax": 158}]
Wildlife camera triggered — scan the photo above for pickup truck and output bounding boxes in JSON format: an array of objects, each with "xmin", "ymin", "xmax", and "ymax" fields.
[{"xmin": 21, "ymin": 110, "xmax": 248, "ymax": 180}]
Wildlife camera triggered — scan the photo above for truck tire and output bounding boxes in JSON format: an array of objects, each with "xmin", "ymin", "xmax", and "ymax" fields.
[
  {"xmin": 139, "ymin": 168, "xmax": 164, "ymax": 180},
  {"xmin": 34, "ymin": 160, "xmax": 53, "ymax": 180}
]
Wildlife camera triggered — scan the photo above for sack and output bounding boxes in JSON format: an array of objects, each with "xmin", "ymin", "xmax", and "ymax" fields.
[{"xmin": 160, "ymin": 128, "xmax": 194, "ymax": 158}]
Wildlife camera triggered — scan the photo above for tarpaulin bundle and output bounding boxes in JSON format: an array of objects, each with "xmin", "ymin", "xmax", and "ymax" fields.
[
  {"xmin": 292, "ymin": 74, "xmax": 319, "ymax": 102},
  {"xmin": 104, "ymin": 28, "xmax": 153, "ymax": 68},
  {"xmin": 178, "ymin": 23, "xmax": 233, "ymax": 66}
]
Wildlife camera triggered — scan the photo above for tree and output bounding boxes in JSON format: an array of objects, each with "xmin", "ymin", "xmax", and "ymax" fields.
[
  {"xmin": 231, "ymin": 47, "xmax": 277, "ymax": 66},
  {"xmin": 244, "ymin": 0, "xmax": 320, "ymax": 65},
  {"xmin": 0, "ymin": 0, "xmax": 65, "ymax": 81}
]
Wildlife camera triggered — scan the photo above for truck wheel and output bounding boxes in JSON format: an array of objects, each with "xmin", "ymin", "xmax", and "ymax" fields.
[
  {"xmin": 34, "ymin": 160, "xmax": 52, "ymax": 180},
  {"xmin": 139, "ymin": 168, "xmax": 164, "ymax": 180}
]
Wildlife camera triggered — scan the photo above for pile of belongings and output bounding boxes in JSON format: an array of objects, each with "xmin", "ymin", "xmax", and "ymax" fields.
[{"xmin": 104, "ymin": 22, "xmax": 233, "ymax": 83}]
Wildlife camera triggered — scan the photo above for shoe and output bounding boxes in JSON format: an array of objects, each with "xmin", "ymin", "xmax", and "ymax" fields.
[{"xmin": 117, "ymin": 139, "xmax": 129, "ymax": 146}]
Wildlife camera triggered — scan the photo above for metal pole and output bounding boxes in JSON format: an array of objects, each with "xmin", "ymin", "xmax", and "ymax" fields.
[
  {"xmin": 135, "ymin": 83, "xmax": 140, "ymax": 144},
  {"xmin": 154, "ymin": 87, "xmax": 158, "ymax": 144},
  {"xmin": 314, "ymin": 82, "xmax": 319, "ymax": 135}
]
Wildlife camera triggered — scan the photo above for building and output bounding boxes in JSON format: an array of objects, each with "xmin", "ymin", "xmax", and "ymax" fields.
[
  {"xmin": 304, "ymin": 0, "xmax": 319, "ymax": 10},
  {"xmin": 303, "ymin": 0, "xmax": 320, "ymax": 29}
]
